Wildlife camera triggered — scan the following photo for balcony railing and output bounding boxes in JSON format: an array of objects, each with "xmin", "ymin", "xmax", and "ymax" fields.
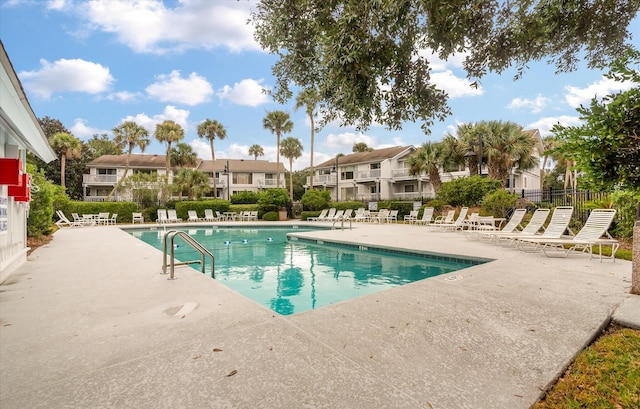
[
  {"xmin": 356, "ymin": 169, "xmax": 381, "ymax": 180},
  {"xmin": 83, "ymin": 174, "xmax": 117, "ymax": 184},
  {"xmin": 306, "ymin": 174, "xmax": 337, "ymax": 186},
  {"xmin": 392, "ymin": 168, "xmax": 413, "ymax": 178}
]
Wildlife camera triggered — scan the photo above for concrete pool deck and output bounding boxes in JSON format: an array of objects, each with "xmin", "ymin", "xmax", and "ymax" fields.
[{"xmin": 0, "ymin": 221, "xmax": 637, "ymax": 408}]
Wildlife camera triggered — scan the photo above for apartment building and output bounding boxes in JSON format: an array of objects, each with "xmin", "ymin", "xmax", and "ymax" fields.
[
  {"xmin": 309, "ymin": 133, "xmax": 542, "ymax": 201},
  {"xmin": 83, "ymin": 154, "xmax": 286, "ymax": 201}
]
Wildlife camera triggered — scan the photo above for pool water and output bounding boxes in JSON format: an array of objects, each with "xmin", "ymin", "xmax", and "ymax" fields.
[{"xmin": 129, "ymin": 227, "xmax": 486, "ymax": 315}]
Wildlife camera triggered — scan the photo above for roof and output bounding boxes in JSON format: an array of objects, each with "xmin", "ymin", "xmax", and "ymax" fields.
[
  {"xmin": 0, "ymin": 40, "xmax": 56, "ymax": 162},
  {"xmin": 87, "ymin": 154, "xmax": 170, "ymax": 168},
  {"xmin": 87, "ymin": 154, "xmax": 286, "ymax": 172},
  {"xmin": 315, "ymin": 146, "xmax": 415, "ymax": 168},
  {"xmin": 198, "ymin": 159, "xmax": 286, "ymax": 173}
]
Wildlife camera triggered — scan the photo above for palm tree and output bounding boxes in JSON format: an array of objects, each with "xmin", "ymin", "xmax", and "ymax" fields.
[
  {"xmin": 352, "ymin": 142, "xmax": 373, "ymax": 153},
  {"xmin": 154, "ymin": 120, "xmax": 184, "ymax": 185},
  {"xmin": 481, "ymin": 121, "xmax": 538, "ymax": 186},
  {"xmin": 49, "ymin": 132, "xmax": 82, "ymax": 188},
  {"xmin": 294, "ymin": 89, "xmax": 318, "ymax": 189},
  {"xmin": 197, "ymin": 119, "xmax": 227, "ymax": 195},
  {"xmin": 172, "ymin": 169, "xmax": 210, "ymax": 200},
  {"xmin": 109, "ymin": 121, "xmax": 150, "ymax": 199},
  {"xmin": 263, "ymin": 110, "xmax": 293, "ymax": 188},
  {"xmin": 248, "ymin": 144, "xmax": 264, "ymax": 160},
  {"xmin": 407, "ymin": 142, "xmax": 443, "ymax": 194},
  {"xmin": 280, "ymin": 137, "xmax": 303, "ymax": 201},
  {"xmin": 171, "ymin": 142, "xmax": 198, "ymax": 168}
]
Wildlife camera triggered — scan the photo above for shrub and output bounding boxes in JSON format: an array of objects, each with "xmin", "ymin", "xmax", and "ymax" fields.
[
  {"xmin": 26, "ymin": 165, "xmax": 58, "ymax": 237},
  {"xmin": 301, "ymin": 211, "xmax": 322, "ymax": 221},
  {"xmin": 258, "ymin": 188, "xmax": 290, "ymax": 213},
  {"xmin": 481, "ymin": 190, "xmax": 518, "ymax": 218},
  {"xmin": 436, "ymin": 176, "xmax": 501, "ymax": 206},
  {"xmin": 262, "ymin": 211, "xmax": 278, "ymax": 221},
  {"xmin": 231, "ymin": 191, "xmax": 260, "ymax": 204},
  {"xmin": 609, "ymin": 189, "xmax": 640, "ymax": 239},
  {"xmin": 301, "ymin": 189, "xmax": 331, "ymax": 211}
]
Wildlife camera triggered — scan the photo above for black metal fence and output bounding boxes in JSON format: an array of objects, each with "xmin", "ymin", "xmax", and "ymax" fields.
[{"xmin": 514, "ymin": 188, "xmax": 610, "ymax": 224}]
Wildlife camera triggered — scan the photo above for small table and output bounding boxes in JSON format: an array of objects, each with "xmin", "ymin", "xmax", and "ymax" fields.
[{"xmin": 223, "ymin": 212, "xmax": 237, "ymax": 221}]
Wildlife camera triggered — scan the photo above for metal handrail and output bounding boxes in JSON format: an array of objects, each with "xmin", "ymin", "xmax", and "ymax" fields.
[
  {"xmin": 162, "ymin": 230, "xmax": 215, "ymax": 279},
  {"xmin": 332, "ymin": 217, "xmax": 352, "ymax": 231}
]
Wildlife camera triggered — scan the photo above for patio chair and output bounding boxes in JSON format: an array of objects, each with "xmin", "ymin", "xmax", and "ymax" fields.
[
  {"xmin": 516, "ymin": 209, "xmax": 618, "ymax": 261},
  {"xmin": 432, "ymin": 209, "xmax": 455, "ymax": 226},
  {"xmin": 471, "ymin": 208, "xmax": 527, "ymax": 241},
  {"xmin": 248, "ymin": 211, "xmax": 258, "ymax": 221},
  {"xmin": 415, "ymin": 207, "xmax": 434, "ymax": 225},
  {"xmin": 329, "ymin": 209, "xmax": 345, "ymax": 221},
  {"xmin": 403, "ymin": 210, "xmax": 419, "ymax": 223},
  {"xmin": 431, "ymin": 207, "xmax": 469, "ymax": 231},
  {"xmin": 373, "ymin": 209, "xmax": 389, "ymax": 223},
  {"xmin": 385, "ymin": 209, "xmax": 399, "ymax": 223},
  {"xmin": 204, "ymin": 209, "xmax": 217, "ymax": 222},
  {"xmin": 352, "ymin": 208, "xmax": 368, "ymax": 222},
  {"xmin": 132, "ymin": 212, "xmax": 144, "ymax": 224},
  {"xmin": 156, "ymin": 209, "xmax": 168, "ymax": 224},
  {"xmin": 319, "ymin": 208, "xmax": 336, "ymax": 222},
  {"xmin": 72, "ymin": 213, "xmax": 89, "ymax": 227},
  {"xmin": 55, "ymin": 210, "xmax": 80, "ymax": 228},
  {"xmin": 484, "ymin": 208, "xmax": 550, "ymax": 243},
  {"xmin": 108, "ymin": 213, "xmax": 117, "ymax": 225},
  {"xmin": 167, "ymin": 209, "xmax": 182, "ymax": 223},
  {"xmin": 307, "ymin": 209, "xmax": 328, "ymax": 222},
  {"xmin": 187, "ymin": 210, "xmax": 202, "ymax": 222},
  {"xmin": 500, "ymin": 206, "xmax": 574, "ymax": 246},
  {"xmin": 97, "ymin": 212, "xmax": 110, "ymax": 225}
]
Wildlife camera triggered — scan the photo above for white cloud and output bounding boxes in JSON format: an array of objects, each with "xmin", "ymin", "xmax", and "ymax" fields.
[
  {"xmin": 217, "ymin": 78, "xmax": 270, "ymax": 107},
  {"xmin": 430, "ymin": 70, "xmax": 483, "ymax": 98},
  {"xmin": 507, "ymin": 94, "xmax": 550, "ymax": 113},
  {"xmin": 106, "ymin": 90, "xmax": 141, "ymax": 102},
  {"xmin": 324, "ymin": 132, "xmax": 378, "ymax": 151},
  {"xmin": 121, "ymin": 105, "xmax": 190, "ymax": 134},
  {"xmin": 82, "ymin": 0, "xmax": 260, "ymax": 54},
  {"xmin": 526, "ymin": 115, "xmax": 582, "ymax": 137},
  {"xmin": 189, "ymin": 139, "xmax": 212, "ymax": 160},
  {"xmin": 18, "ymin": 58, "xmax": 113, "ymax": 99},
  {"xmin": 565, "ymin": 76, "xmax": 636, "ymax": 107},
  {"xmin": 417, "ymin": 48, "xmax": 470, "ymax": 71},
  {"xmin": 70, "ymin": 118, "xmax": 109, "ymax": 139},
  {"xmin": 146, "ymin": 70, "xmax": 213, "ymax": 106}
]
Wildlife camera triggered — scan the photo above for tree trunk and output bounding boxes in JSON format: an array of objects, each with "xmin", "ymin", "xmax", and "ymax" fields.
[
  {"xmin": 632, "ymin": 207, "xmax": 640, "ymax": 295},
  {"xmin": 276, "ymin": 132, "xmax": 281, "ymax": 188},
  {"xmin": 60, "ymin": 154, "xmax": 66, "ymax": 188},
  {"xmin": 288, "ymin": 158, "xmax": 294, "ymax": 201},
  {"xmin": 210, "ymin": 139, "xmax": 217, "ymax": 195},
  {"xmin": 309, "ymin": 114, "xmax": 315, "ymax": 190}
]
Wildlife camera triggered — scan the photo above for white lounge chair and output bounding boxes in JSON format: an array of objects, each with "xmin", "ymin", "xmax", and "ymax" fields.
[
  {"xmin": 167, "ymin": 209, "xmax": 182, "ymax": 223},
  {"xmin": 319, "ymin": 208, "xmax": 336, "ymax": 222},
  {"xmin": 157, "ymin": 209, "xmax": 168, "ymax": 224},
  {"xmin": 516, "ymin": 209, "xmax": 618, "ymax": 261},
  {"xmin": 132, "ymin": 212, "xmax": 144, "ymax": 224},
  {"xmin": 404, "ymin": 210, "xmax": 419, "ymax": 223},
  {"xmin": 507, "ymin": 206, "xmax": 574, "ymax": 247},
  {"xmin": 56, "ymin": 210, "xmax": 81, "ymax": 228},
  {"xmin": 97, "ymin": 212, "xmax": 110, "ymax": 225},
  {"xmin": 472, "ymin": 208, "xmax": 527, "ymax": 241},
  {"xmin": 415, "ymin": 208, "xmax": 434, "ymax": 225},
  {"xmin": 485, "ymin": 208, "xmax": 551, "ymax": 243},
  {"xmin": 308, "ymin": 208, "xmax": 328, "ymax": 222},
  {"xmin": 187, "ymin": 210, "xmax": 203, "ymax": 222},
  {"xmin": 432, "ymin": 209, "xmax": 455, "ymax": 226},
  {"xmin": 108, "ymin": 213, "xmax": 117, "ymax": 225},
  {"xmin": 204, "ymin": 209, "xmax": 217, "ymax": 222},
  {"xmin": 431, "ymin": 207, "xmax": 469, "ymax": 231}
]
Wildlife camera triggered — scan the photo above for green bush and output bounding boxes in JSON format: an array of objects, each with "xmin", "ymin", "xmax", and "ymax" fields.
[
  {"xmin": 610, "ymin": 189, "xmax": 640, "ymax": 239},
  {"xmin": 258, "ymin": 188, "xmax": 290, "ymax": 213},
  {"xmin": 481, "ymin": 190, "xmax": 518, "ymax": 218},
  {"xmin": 424, "ymin": 199, "xmax": 446, "ymax": 212},
  {"xmin": 26, "ymin": 165, "xmax": 58, "ymax": 237},
  {"xmin": 436, "ymin": 176, "xmax": 501, "ymax": 206},
  {"xmin": 262, "ymin": 211, "xmax": 278, "ymax": 221},
  {"xmin": 301, "ymin": 189, "xmax": 331, "ymax": 211},
  {"xmin": 231, "ymin": 191, "xmax": 260, "ymax": 204},
  {"xmin": 301, "ymin": 210, "xmax": 321, "ymax": 221}
]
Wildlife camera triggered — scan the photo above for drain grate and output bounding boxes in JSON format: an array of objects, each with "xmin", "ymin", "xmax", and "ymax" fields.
[{"xmin": 444, "ymin": 275, "xmax": 463, "ymax": 282}]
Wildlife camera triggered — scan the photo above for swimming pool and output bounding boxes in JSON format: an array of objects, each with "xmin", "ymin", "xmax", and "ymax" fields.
[{"xmin": 128, "ymin": 226, "xmax": 489, "ymax": 315}]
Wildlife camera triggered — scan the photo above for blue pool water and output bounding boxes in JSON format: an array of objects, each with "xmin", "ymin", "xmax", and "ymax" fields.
[{"xmin": 129, "ymin": 227, "xmax": 488, "ymax": 315}]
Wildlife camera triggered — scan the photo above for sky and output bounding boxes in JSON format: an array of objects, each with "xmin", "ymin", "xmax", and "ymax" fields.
[{"xmin": 1, "ymin": 0, "xmax": 638, "ymax": 171}]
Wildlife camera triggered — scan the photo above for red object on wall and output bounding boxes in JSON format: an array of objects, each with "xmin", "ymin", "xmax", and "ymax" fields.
[
  {"xmin": 0, "ymin": 158, "xmax": 23, "ymax": 185},
  {"xmin": 8, "ymin": 174, "xmax": 29, "ymax": 201}
]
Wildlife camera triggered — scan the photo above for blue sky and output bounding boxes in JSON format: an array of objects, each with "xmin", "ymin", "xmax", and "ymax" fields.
[{"xmin": 1, "ymin": 0, "xmax": 638, "ymax": 170}]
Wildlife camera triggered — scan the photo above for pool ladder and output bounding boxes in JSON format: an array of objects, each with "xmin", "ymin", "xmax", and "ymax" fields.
[{"xmin": 161, "ymin": 230, "xmax": 215, "ymax": 280}]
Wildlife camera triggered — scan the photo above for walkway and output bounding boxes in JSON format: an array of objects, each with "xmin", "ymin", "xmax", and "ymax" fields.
[{"xmin": 0, "ymin": 222, "xmax": 636, "ymax": 408}]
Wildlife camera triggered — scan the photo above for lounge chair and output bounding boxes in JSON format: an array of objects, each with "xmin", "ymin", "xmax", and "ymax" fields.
[
  {"xmin": 415, "ymin": 207, "xmax": 434, "ymax": 225},
  {"xmin": 469, "ymin": 208, "xmax": 527, "ymax": 241},
  {"xmin": 203, "ymin": 209, "xmax": 217, "ymax": 222},
  {"xmin": 516, "ymin": 209, "xmax": 618, "ymax": 261},
  {"xmin": 372, "ymin": 209, "xmax": 389, "ymax": 223},
  {"xmin": 248, "ymin": 211, "xmax": 258, "ymax": 221},
  {"xmin": 307, "ymin": 208, "xmax": 328, "ymax": 222},
  {"xmin": 157, "ymin": 209, "xmax": 168, "ymax": 224},
  {"xmin": 108, "ymin": 213, "xmax": 117, "ymax": 225},
  {"xmin": 431, "ymin": 207, "xmax": 469, "ymax": 231},
  {"xmin": 329, "ymin": 209, "xmax": 345, "ymax": 221},
  {"xmin": 187, "ymin": 210, "xmax": 203, "ymax": 222},
  {"xmin": 167, "ymin": 209, "xmax": 182, "ymax": 223},
  {"xmin": 505, "ymin": 206, "xmax": 574, "ymax": 246},
  {"xmin": 404, "ymin": 210, "xmax": 419, "ymax": 223},
  {"xmin": 385, "ymin": 209, "xmax": 399, "ymax": 223},
  {"xmin": 352, "ymin": 208, "xmax": 368, "ymax": 222},
  {"xmin": 432, "ymin": 209, "xmax": 455, "ymax": 226},
  {"xmin": 484, "ymin": 208, "xmax": 551, "ymax": 243},
  {"xmin": 319, "ymin": 208, "xmax": 337, "ymax": 221},
  {"xmin": 72, "ymin": 213, "xmax": 90, "ymax": 227},
  {"xmin": 55, "ymin": 210, "xmax": 81, "ymax": 228},
  {"xmin": 97, "ymin": 212, "xmax": 110, "ymax": 225},
  {"xmin": 132, "ymin": 212, "xmax": 144, "ymax": 224}
]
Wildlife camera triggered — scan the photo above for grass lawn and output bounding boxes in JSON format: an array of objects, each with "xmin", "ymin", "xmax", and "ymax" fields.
[{"xmin": 534, "ymin": 325, "xmax": 640, "ymax": 408}]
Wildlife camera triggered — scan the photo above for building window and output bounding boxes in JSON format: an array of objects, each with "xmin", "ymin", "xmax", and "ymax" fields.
[
  {"xmin": 404, "ymin": 185, "xmax": 415, "ymax": 193},
  {"xmin": 341, "ymin": 171, "xmax": 354, "ymax": 180},
  {"xmin": 98, "ymin": 168, "xmax": 116, "ymax": 175},
  {"xmin": 370, "ymin": 185, "xmax": 377, "ymax": 194},
  {"xmin": 133, "ymin": 169, "xmax": 153, "ymax": 175},
  {"xmin": 524, "ymin": 177, "xmax": 527, "ymax": 188},
  {"xmin": 233, "ymin": 173, "xmax": 252, "ymax": 184},
  {"xmin": 265, "ymin": 173, "xmax": 275, "ymax": 179},
  {"xmin": 370, "ymin": 163, "xmax": 380, "ymax": 170}
]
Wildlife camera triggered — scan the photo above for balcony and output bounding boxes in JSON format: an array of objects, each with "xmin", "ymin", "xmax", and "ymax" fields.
[
  {"xmin": 391, "ymin": 168, "xmax": 415, "ymax": 179},
  {"xmin": 356, "ymin": 169, "xmax": 381, "ymax": 180},
  {"xmin": 83, "ymin": 174, "xmax": 117, "ymax": 184},
  {"xmin": 306, "ymin": 174, "xmax": 337, "ymax": 186}
]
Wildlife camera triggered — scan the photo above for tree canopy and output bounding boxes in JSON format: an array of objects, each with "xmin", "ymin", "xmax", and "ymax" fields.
[
  {"xmin": 552, "ymin": 50, "xmax": 640, "ymax": 191},
  {"xmin": 253, "ymin": 0, "xmax": 639, "ymax": 131}
]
